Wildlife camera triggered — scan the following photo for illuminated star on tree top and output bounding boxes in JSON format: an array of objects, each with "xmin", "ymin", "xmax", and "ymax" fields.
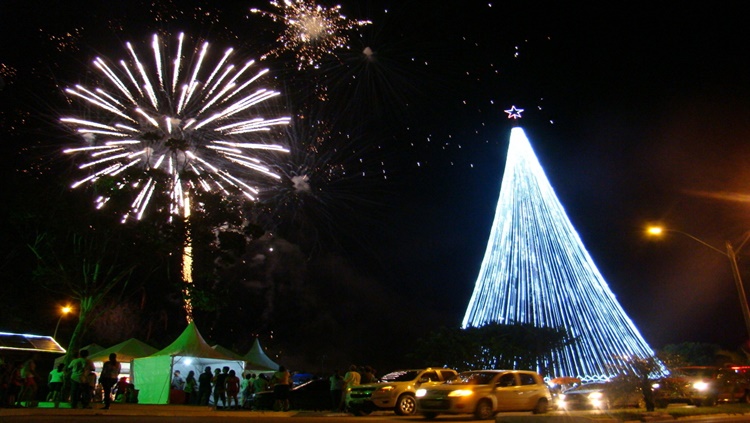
[{"xmin": 504, "ymin": 105, "xmax": 524, "ymax": 119}]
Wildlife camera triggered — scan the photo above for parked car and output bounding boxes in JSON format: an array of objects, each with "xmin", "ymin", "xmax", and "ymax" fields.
[
  {"xmin": 253, "ymin": 378, "xmax": 331, "ymax": 410},
  {"xmin": 346, "ymin": 368, "xmax": 458, "ymax": 416},
  {"xmin": 415, "ymin": 370, "xmax": 551, "ymax": 420},
  {"xmin": 653, "ymin": 366, "xmax": 750, "ymax": 407},
  {"xmin": 556, "ymin": 382, "xmax": 645, "ymax": 410}
]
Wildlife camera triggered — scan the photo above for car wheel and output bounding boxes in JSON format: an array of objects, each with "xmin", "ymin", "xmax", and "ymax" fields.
[
  {"xmin": 354, "ymin": 407, "xmax": 372, "ymax": 416},
  {"xmin": 347, "ymin": 405, "xmax": 372, "ymax": 416},
  {"xmin": 474, "ymin": 399, "xmax": 494, "ymax": 420},
  {"xmin": 395, "ymin": 394, "xmax": 417, "ymax": 416},
  {"xmin": 423, "ymin": 412, "xmax": 438, "ymax": 420},
  {"xmin": 702, "ymin": 396, "xmax": 717, "ymax": 407},
  {"xmin": 532, "ymin": 398, "xmax": 548, "ymax": 414}
]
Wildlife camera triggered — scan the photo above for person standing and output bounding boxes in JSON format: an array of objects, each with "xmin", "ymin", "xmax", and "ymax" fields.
[
  {"xmin": 212, "ymin": 367, "xmax": 228, "ymax": 409},
  {"xmin": 99, "ymin": 353, "xmax": 120, "ymax": 410},
  {"xmin": 84, "ymin": 371, "xmax": 97, "ymax": 408},
  {"xmin": 343, "ymin": 365, "xmax": 361, "ymax": 390},
  {"xmin": 241, "ymin": 373, "xmax": 256, "ymax": 409},
  {"xmin": 271, "ymin": 365, "xmax": 291, "ymax": 411},
  {"xmin": 225, "ymin": 370, "xmax": 240, "ymax": 409},
  {"xmin": 197, "ymin": 366, "xmax": 212, "ymax": 406},
  {"xmin": 17, "ymin": 359, "xmax": 38, "ymax": 407},
  {"xmin": 361, "ymin": 366, "xmax": 376, "ymax": 384},
  {"xmin": 252, "ymin": 373, "xmax": 269, "ymax": 399},
  {"xmin": 68, "ymin": 349, "xmax": 94, "ymax": 409},
  {"xmin": 46, "ymin": 363, "xmax": 65, "ymax": 407},
  {"xmin": 329, "ymin": 369, "xmax": 345, "ymax": 411},
  {"xmin": 184, "ymin": 371, "xmax": 196, "ymax": 405},
  {"xmin": 171, "ymin": 370, "xmax": 185, "ymax": 390}
]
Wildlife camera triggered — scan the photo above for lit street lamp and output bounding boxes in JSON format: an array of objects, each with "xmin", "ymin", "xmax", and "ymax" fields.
[
  {"xmin": 646, "ymin": 226, "xmax": 750, "ymax": 340},
  {"xmin": 53, "ymin": 305, "xmax": 73, "ymax": 340}
]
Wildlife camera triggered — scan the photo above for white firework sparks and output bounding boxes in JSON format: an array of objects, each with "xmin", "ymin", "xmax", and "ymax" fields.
[
  {"xmin": 250, "ymin": 0, "xmax": 371, "ymax": 69},
  {"xmin": 61, "ymin": 33, "xmax": 291, "ymax": 223}
]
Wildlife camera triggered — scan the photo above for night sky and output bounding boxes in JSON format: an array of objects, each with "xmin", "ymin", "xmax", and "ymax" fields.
[{"xmin": 3, "ymin": 1, "xmax": 750, "ymax": 372}]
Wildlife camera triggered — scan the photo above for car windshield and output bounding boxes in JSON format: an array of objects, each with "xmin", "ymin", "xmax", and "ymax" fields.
[
  {"xmin": 451, "ymin": 372, "xmax": 497, "ymax": 385},
  {"xmin": 381, "ymin": 370, "xmax": 420, "ymax": 382},
  {"xmin": 676, "ymin": 368, "xmax": 718, "ymax": 378},
  {"xmin": 568, "ymin": 382, "xmax": 606, "ymax": 392}
]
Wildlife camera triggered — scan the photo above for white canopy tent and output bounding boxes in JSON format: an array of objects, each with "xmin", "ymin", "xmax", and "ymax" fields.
[
  {"xmin": 132, "ymin": 322, "xmax": 244, "ymax": 404},
  {"xmin": 243, "ymin": 338, "xmax": 279, "ymax": 373}
]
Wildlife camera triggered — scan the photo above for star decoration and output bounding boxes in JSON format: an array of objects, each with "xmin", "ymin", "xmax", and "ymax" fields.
[{"xmin": 504, "ymin": 105, "xmax": 524, "ymax": 119}]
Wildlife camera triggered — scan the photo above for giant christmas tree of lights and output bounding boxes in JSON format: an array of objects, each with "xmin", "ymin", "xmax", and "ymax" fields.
[{"xmin": 462, "ymin": 113, "xmax": 659, "ymax": 381}]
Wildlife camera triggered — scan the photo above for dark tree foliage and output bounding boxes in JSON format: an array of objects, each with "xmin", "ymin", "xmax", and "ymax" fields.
[
  {"xmin": 28, "ymin": 227, "xmax": 136, "ymax": 363},
  {"xmin": 659, "ymin": 342, "xmax": 728, "ymax": 366},
  {"xmin": 408, "ymin": 322, "xmax": 572, "ymax": 376}
]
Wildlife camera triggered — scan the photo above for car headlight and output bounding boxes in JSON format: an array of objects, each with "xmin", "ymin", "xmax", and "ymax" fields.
[
  {"xmin": 588, "ymin": 392, "xmax": 603, "ymax": 400},
  {"xmin": 557, "ymin": 394, "xmax": 566, "ymax": 401},
  {"xmin": 415, "ymin": 389, "xmax": 427, "ymax": 397},
  {"xmin": 448, "ymin": 389, "xmax": 474, "ymax": 397},
  {"xmin": 376, "ymin": 386, "xmax": 394, "ymax": 393},
  {"xmin": 693, "ymin": 382, "xmax": 709, "ymax": 391}
]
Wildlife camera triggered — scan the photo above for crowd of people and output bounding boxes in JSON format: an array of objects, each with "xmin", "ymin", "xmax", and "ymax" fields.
[
  {"xmin": 0, "ymin": 358, "xmax": 40, "ymax": 408},
  {"xmin": 0, "ymin": 349, "xmax": 136, "ymax": 409},
  {"xmin": 2, "ymin": 348, "xmax": 378, "ymax": 413},
  {"xmin": 170, "ymin": 365, "xmax": 279, "ymax": 410}
]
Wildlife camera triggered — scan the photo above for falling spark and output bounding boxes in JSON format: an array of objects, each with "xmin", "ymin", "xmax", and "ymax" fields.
[{"xmin": 250, "ymin": 0, "xmax": 371, "ymax": 69}]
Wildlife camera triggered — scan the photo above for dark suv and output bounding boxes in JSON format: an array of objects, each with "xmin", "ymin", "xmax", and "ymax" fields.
[{"xmin": 654, "ymin": 366, "xmax": 750, "ymax": 407}]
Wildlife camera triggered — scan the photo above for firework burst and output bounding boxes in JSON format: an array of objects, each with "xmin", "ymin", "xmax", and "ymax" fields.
[
  {"xmin": 61, "ymin": 32, "xmax": 291, "ymax": 224},
  {"xmin": 250, "ymin": 0, "xmax": 371, "ymax": 70},
  {"xmin": 257, "ymin": 107, "xmax": 389, "ymax": 256}
]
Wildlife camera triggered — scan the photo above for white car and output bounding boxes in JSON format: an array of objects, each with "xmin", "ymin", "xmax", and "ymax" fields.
[{"xmin": 416, "ymin": 370, "xmax": 551, "ymax": 419}]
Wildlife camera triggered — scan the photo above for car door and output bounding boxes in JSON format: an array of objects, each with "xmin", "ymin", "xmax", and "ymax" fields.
[
  {"xmin": 492, "ymin": 372, "xmax": 521, "ymax": 411},
  {"xmin": 516, "ymin": 372, "xmax": 543, "ymax": 410},
  {"xmin": 419, "ymin": 370, "xmax": 444, "ymax": 389}
]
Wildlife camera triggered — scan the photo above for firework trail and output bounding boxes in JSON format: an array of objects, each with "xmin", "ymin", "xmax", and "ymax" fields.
[
  {"xmin": 61, "ymin": 32, "xmax": 291, "ymax": 224},
  {"xmin": 250, "ymin": 0, "xmax": 371, "ymax": 70}
]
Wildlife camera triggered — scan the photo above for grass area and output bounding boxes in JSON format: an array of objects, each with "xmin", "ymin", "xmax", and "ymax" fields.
[{"xmin": 592, "ymin": 403, "xmax": 750, "ymax": 421}]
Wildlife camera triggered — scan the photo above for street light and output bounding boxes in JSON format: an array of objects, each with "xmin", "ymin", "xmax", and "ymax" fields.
[
  {"xmin": 646, "ymin": 225, "xmax": 750, "ymax": 340},
  {"xmin": 53, "ymin": 305, "xmax": 73, "ymax": 340}
]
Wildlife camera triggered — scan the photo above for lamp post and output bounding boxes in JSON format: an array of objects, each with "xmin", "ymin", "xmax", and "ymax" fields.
[
  {"xmin": 53, "ymin": 305, "xmax": 73, "ymax": 340},
  {"xmin": 646, "ymin": 226, "xmax": 750, "ymax": 340}
]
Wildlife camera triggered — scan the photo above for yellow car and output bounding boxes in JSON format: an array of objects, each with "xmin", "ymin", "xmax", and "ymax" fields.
[{"xmin": 416, "ymin": 370, "xmax": 551, "ymax": 419}]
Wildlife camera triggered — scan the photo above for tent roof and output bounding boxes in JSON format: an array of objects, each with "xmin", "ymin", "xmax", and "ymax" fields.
[
  {"xmin": 0, "ymin": 331, "xmax": 66, "ymax": 354},
  {"xmin": 212, "ymin": 344, "xmax": 245, "ymax": 360},
  {"xmin": 151, "ymin": 322, "xmax": 240, "ymax": 360},
  {"xmin": 243, "ymin": 338, "xmax": 279, "ymax": 371},
  {"xmin": 88, "ymin": 338, "xmax": 158, "ymax": 362},
  {"xmin": 54, "ymin": 343, "xmax": 105, "ymax": 365}
]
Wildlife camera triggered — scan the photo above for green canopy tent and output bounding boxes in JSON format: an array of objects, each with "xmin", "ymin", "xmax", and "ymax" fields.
[
  {"xmin": 132, "ymin": 322, "xmax": 244, "ymax": 404},
  {"xmin": 87, "ymin": 338, "xmax": 158, "ymax": 380}
]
